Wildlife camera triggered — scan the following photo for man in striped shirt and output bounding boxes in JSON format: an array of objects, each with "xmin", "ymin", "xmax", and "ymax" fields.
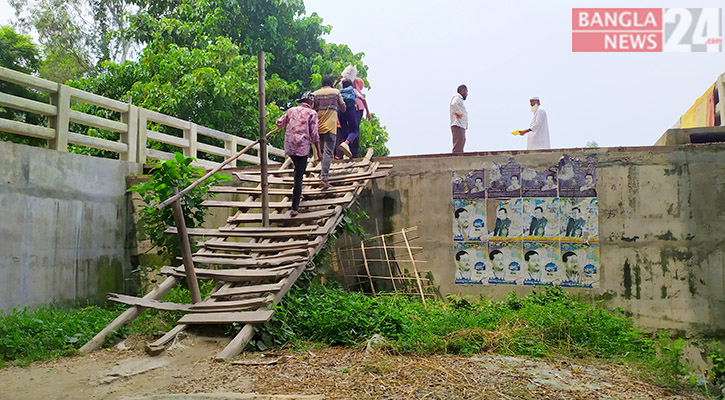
[{"xmin": 313, "ymin": 75, "xmax": 346, "ymax": 187}]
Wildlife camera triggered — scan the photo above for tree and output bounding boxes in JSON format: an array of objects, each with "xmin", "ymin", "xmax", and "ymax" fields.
[
  {"xmin": 585, "ymin": 140, "xmax": 599, "ymax": 148},
  {"xmin": 10, "ymin": 0, "xmax": 137, "ymax": 82},
  {"xmin": 0, "ymin": 25, "xmax": 47, "ymax": 146}
]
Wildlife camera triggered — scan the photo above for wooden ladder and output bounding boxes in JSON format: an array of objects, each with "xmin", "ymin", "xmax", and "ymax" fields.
[{"xmin": 81, "ymin": 148, "xmax": 390, "ymax": 360}]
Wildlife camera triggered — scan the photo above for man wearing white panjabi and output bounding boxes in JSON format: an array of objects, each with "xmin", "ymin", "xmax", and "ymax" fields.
[{"xmin": 519, "ymin": 96, "xmax": 550, "ymax": 150}]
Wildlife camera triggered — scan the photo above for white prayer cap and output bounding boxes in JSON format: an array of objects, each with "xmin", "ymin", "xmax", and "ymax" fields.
[{"xmin": 530, "ymin": 96, "xmax": 540, "ymax": 101}]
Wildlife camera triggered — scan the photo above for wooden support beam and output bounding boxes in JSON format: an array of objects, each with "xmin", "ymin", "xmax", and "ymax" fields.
[
  {"xmin": 258, "ymin": 50, "xmax": 270, "ymax": 227},
  {"xmin": 80, "ymin": 276, "xmax": 180, "ymax": 354},
  {"xmin": 171, "ymin": 191, "xmax": 202, "ymax": 304}
]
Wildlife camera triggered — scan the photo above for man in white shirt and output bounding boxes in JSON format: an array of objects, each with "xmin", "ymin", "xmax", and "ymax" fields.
[
  {"xmin": 519, "ymin": 96, "xmax": 550, "ymax": 150},
  {"xmin": 450, "ymin": 84, "xmax": 468, "ymax": 153}
]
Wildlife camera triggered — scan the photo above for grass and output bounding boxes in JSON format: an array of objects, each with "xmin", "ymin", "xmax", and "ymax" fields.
[
  {"xmin": 0, "ymin": 276, "xmax": 705, "ymax": 392},
  {"xmin": 0, "ymin": 280, "xmax": 214, "ymax": 367}
]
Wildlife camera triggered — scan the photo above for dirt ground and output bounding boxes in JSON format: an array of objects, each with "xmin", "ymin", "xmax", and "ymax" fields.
[{"xmin": 0, "ymin": 333, "xmax": 708, "ymax": 400}]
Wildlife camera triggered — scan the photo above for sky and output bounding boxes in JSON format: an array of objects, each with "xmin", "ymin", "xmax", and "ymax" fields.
[{"xmin": 2, "ymin": 1, "xmax": 724, "ymax": 156}]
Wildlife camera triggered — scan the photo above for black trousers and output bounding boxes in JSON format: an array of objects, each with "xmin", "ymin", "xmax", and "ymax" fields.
[{"xmin": 290, "ymin": 154, "xmax": 308, "ymax": 211}]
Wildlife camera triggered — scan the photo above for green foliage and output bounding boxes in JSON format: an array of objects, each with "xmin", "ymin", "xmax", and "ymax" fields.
[
  {"xmin": 127, "ymin": 153, "xmax": 229, "ymax": 256},
  {"xmin": 67, "ymin": 0, "xmax": 390, "ymax": 155},
  {"xmin": 0, "ymin": 305, "xmax": 121, "ymax": 366},
  {"xmin": 254, "ymin": 283, "xmax": 694, "ymax": 387},
  {"xmin": 709, "ymin": 343, "xmax": 725, "ymax": 398},
  {"xmin": 0, "ymin": 25, "xmax": 48, "ymax": 147}
]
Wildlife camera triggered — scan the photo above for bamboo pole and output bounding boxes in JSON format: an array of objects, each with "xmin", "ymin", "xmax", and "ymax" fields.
[
  {"xmin": 171, "ymin": 189, "xmax": 201, "ymax": 304},
  {"xmin": 402, "ymin": 228, "xmax": 427, "ymax": 310},
  {"xmin": 380, "ymin": 236, "xmax": 398, "ymax": 293},
  {"xmin": 360, "ymin": 242, "xmax": 376, "ymax": 296},
  {"xmin": 367, "ymin": 226, "xmax": 418, "ymax": 240},
  {"xmin": 258, "ymin": 50, "xmax": 270, "ymax": 227}
]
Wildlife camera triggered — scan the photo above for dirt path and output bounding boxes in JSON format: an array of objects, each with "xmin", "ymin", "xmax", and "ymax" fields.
[{"xmin": 0, "ymin": 333, "xmax": 706, "ymax": 400}]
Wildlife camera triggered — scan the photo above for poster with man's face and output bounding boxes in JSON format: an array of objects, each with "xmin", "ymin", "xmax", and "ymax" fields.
[
  {"xmin": 522, "ymin": 168, "xmax": 558, "ymax": 197},
  {"xmin": 523, "ymin": 197, "xmax": 560, "ymax": 241},
  {"xmin": 453, "ymin": 242, "xmax": 488, "ymax": 285},
  {"xmin": 452, "ymin": 170, "xmax": 486, "ymax": 199},
  {"xmin": 560, "ymin": 242, "xmax": 600, "ymax": 288},
  {"xmin": 559, "ymin": 197, "xmax": 598, "ymax": 242},
  {"xmin": 452, "ymin": 199, "xmax": 486, "ymax": 242},
  {"xmin": 488, "ymin": 158, "xmax": 522, "ymax": 199},
  {"xmin": 487, "ymin": 198, "xmax": 523, "ymax": 240},
  {"xmin": 558, "ymin": 154, "xmax": 597, "ymax": 198},
  {"xmin": 487, "ymin": 241, "xmax": 522, "ymax": 285},
  {"xmin": 522, "ymin": 241, "xmax": 561, "ymax": 286}
]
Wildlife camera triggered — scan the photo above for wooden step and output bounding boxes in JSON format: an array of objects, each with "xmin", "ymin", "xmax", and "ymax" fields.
[
  {"xmin": 208, "ymin": 184, "xmax": 359, "ymax": 196},
  {"xmin": 233, "ymin": 165, "xmax": 388, "ymax": 185},
  {"xmin": 211, "ymin": 282, "xmax": 285, "ymax": 297},
  {"xmin": 201, "ymin": 193, "xmax": 352, "ymax": 209},
  {"xmin": 178, "ymin": 310, "xmax": 275, "ymax": 324},
  {"xmin": 239, "ymin": 159, "xmax": 372, "ymax": 175},
  {"xmin": 160, "ymin": 265, "xmax": 295, "ymax": 281},
  {"xmin": 107, "ymin": 293, "xmax": 192, "ymax": 311},
  {"xmin": 191, "ymin": 254, "xmax": 307, "ymax": 267},
  {"xmin": 165, "ymin": 226, "xmax": 325, "ymax": 239},
  {"xmin": 226, "ymin": 208, "xmax": 336, "ymax": 223},
  {"xmin": 200, "ymin": 239, "xmax": 312, "ymax": 253},
  {"xmin": 189, "ymin": 295, "xmax": 274, "ymax": 310}
]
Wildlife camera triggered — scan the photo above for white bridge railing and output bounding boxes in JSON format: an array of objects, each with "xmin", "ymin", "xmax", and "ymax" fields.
[{"xmin": 0, "ymin": 66, "xmax": 284, "ymax": 167}]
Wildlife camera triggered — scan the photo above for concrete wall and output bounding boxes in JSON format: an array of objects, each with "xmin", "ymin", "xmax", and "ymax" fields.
[
  {"xmin": 356, "ymin": 143, "xmax": 725, "ymax": 337},
  {"xmin": 0, "ymin": 141, "xmax": 142, "ymax": 311}
]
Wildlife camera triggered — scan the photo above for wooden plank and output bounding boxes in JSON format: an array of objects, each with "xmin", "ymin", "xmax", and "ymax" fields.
[
  {"xmin": 68, "ymin": 132, "xmax": 128, "ymax": 153},
  {"xmin": 107, "ymin": 293, "xmax": 191, "ymax": 311},
  {"xmin": 0, "ymin": 92, "xmax": 57, "ymax": 116},
  {"xmin": 68, "ymin": 109, "xmax": 128, "ymax": 133},
  {"xmin": 0, "ymin": 117, "xmax": 55, "ymax": 139},
  {"xmin": 191, "ymin": 255, "xmax": 306, "ymax": 267},
  {"xmin": 165, "ymin": 226, "xmax": 324, "ymax": 238},
  {"xmin": 189, "ymin": 295, "xmax": 274, "ymax": 310},
  {"xmin": 208, "ymin": 184, "xmax": 359, "ymax": 196},
  {"xmin": 241, "ymin": 159, "xmax": 372, "ymax": 175},
  {"xmin": 211, "ymin": 282, "xmax": 285, "ymax": 297},
  {"xmin": 202, "ymin": 193, "xmax": 352, "ymax": 209},
  {"xmin": 233, "ymin": 167, "xmax": 386, "ymax": 185},
  {"xmin": 178, "ymin": 310, "xmax": 274, "ymax": 324},
  {"xmin": 201, "ymin": 239, "xmax": 311, "ymax": 252},
  {"xmin": 80, "ymin": 276, "xmax": 180, "ymax": 354},
  {"xmin": 160, "ymin": 265, "xmax": 294, "ymax": 280},
  {"xmin": 227, "ymin": 208, "xmax": 337, "ymax": 223},
  {"xmin": 215, "ymin": 207, "xmax": 344, "ymax": 360}
]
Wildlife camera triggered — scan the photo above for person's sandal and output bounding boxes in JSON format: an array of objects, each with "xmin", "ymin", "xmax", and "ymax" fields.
[
  {"xmin": 338, "ymin": 142, "xmax": 352, "ymax": 158},
  {"xmin": 290, "ymin": 209, "xmax": 299, "ymax": 217}
]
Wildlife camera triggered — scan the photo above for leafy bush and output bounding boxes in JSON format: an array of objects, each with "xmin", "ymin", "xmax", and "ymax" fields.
[{"xmin": 128, "ymin": 153, "xmax": 229, "ymax": 257}]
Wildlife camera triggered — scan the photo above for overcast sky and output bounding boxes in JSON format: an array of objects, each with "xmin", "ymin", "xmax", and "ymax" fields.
[{"xmin": 2, "ymin": 1, "xmax": 724, "ymax": 156}]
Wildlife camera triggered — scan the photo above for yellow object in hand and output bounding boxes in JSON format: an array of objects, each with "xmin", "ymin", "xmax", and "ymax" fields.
[{"xmin": 510, "ymin": 130, "xmax": 524, "ymax": 136}]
